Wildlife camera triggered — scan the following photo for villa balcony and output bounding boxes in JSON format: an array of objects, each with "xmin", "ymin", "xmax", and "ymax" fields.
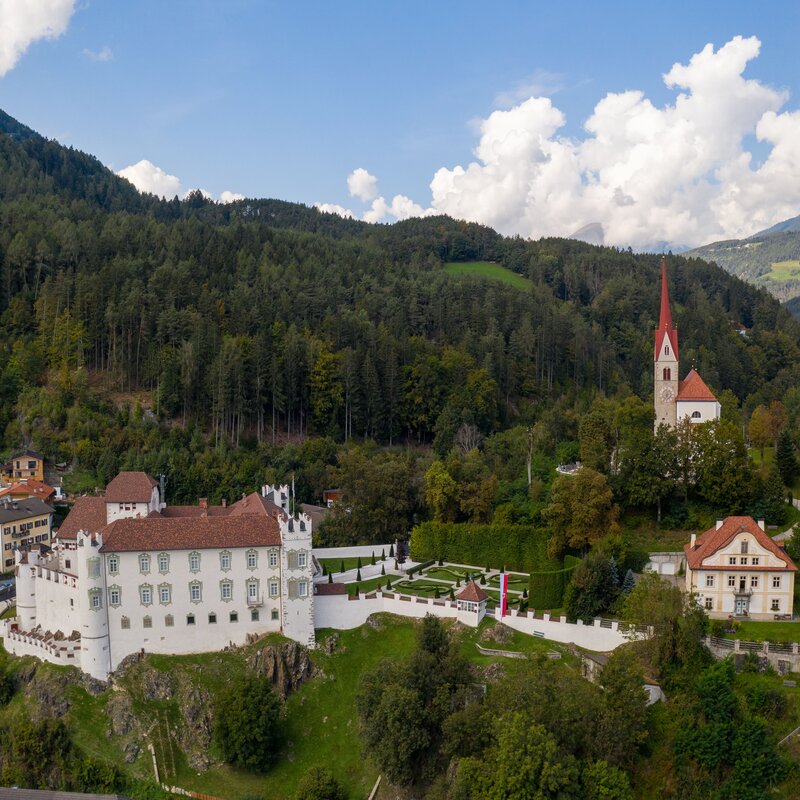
[{"xmin": 246, "ymin": 594, "xmax": 264, "ymax": 607}]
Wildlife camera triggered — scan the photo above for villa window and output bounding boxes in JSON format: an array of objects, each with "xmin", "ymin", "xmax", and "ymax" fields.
[
  {"xmin": 108, "ymin": 586, "xmax": 122, "ymax": 607},
  {"xmin": 773, "ymin": 576, "xmax": 782, "ymax": 589},
  {"xmin": 299, "ymin": 580, "xmax": 308, "ymax": 598},
  {"xmin": 220, "ymin": 579, "xmax": 233, "ymax": 602},
  {"xmin": 88, "ymin": 588, "xmax": 102, "ymax": 610},
  {"xmin": 271, "ymin": 609, "xmax": 279, "ymax": 620},
  {"xmin": 108, "ymin": 555, "xmax": 119, "ymax": 574},
  {"xmin": 705, "ymin": 575, "xmax": 714, "ymax": 588},
  {"xmin": 159, "ymin": 583, "xmax": 172, "ymax": 605},
  {"xmin": 269, "ymin": 549, "xmax": 278, "ymax": 568},
  {"xmin": 771, "ymin": 599, "xmax": 780, "ymax": 611},
  {"xmin": 220, "ymin": 550, "xmax": 232, "ymax": 571},
  {"xmin": 729, "ymin": 557, "xmax": 736, "ymax": 565},
  {"xmin": 188, "ymin": 551, "xmax": 201, "ymax": 573},
  {"xmin": 139, "ymin": 554, "xmax": 151, "ymax": 574},
  {"xmin": 704, "ymin": 598, "xmax": 713, "ymax": 609},
  {"xmin": 751, "ymin": 576, "xmax": 759, "ymax": 588},
  {"xmin": 298, "ymin": 551, "xmax": 307, "ymax": 568},
  {"xmin": 740, "ymin": 557, "xmax": 748, "ymax": 565},
  {"xmin": 246, "ymin": 549, "xmax": 258, "ymax": 570},
  {"xmin": 121, "ymin": 616, "xmax": 130, "ymax": 630},
  {"xmin": 187, "ymin": 614, "xmax": 195, "ymax": 625},
  {"xmin": 751, "ymin": 557, "xmax": 760, "ymax": 566},
  {"xmin": 269, "ymin": 580, "xmax": 279, "ymax": 598},
  {"xmin": 165, "ymin": 614, "xmax": 174, "ymax": 627},
  {"xmin": 143, "ymin": 615, "xmax": 152, "ymax": 629},
  {"xmin": 139, "ymin": 584, "xmax": 153, "ymax": 606},
  {"xmin": 728, "ymin": 576, "xmax": 736, "ymax": 588},
  {"xmin": 741, "ymin": 541, "xmax": 749, "ymax": 555},
  {"xmin": 230, "ymin": 611, "xmax": 238, "ymax": 623},
  {"xmin": 158, "ymin": 553, "xmax": 170, "ymax": 573},
  {"xmin": 246, "ymin": 579, "xmax": 259, "ymax": 603},
  {"xmin": 189, "ymin": 580, "xmax": 202, "ymax": 603},
  {"xmin": 209, "ymin": 612, "xmax": 217, "ymax": 624}
]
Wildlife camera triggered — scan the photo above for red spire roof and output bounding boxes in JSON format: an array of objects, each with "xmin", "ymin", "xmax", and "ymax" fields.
[{"xmin": 654, "ymin": 255, "xmax": 679, "ymax": 360}]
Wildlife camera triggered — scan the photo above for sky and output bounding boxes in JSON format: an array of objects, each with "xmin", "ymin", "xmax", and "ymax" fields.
[{"xmin": 1, "ymin": 0, "xmax": 800, "ymax": 250}]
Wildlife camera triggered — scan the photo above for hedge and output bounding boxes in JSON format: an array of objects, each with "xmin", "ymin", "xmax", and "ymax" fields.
[
  {"xmin": 409, "ymin": 521, "xmax": 550, "ymax": 573},
  {"xmin": 406, "ymin": 560, "xmax": 435, "ymax": 578},
  {"xmin": 528, "ymin": 556, "xmax": 581, "ymax": 609}
]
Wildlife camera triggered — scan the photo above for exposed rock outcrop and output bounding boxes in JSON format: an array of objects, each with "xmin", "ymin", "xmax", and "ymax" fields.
[
  {"xmin": 247, "ymin": 640, "xmax": 316, "ymax": 697},
  {"xmin": 177, "ymin": 683, "xmax": 214, "ymax": 770}
]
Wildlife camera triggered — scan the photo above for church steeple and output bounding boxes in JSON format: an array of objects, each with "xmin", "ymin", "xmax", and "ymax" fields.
[
  {"xmin": 654, "ymin": 255, "xmax": 679, "ymax": 430},
  {"xmin": 654, "ymin": 255, "xmax": 679, "ymax": 361}
]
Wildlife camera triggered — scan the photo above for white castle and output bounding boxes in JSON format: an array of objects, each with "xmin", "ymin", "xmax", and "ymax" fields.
[{"xmin": 4, "ymin": 472, "xmax": 315, "ymax": 680}]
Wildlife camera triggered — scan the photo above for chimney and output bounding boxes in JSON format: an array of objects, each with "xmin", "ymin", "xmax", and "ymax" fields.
[
  {"xmin": 690, "ymin": 533, "xmax": 697, "ymax": 549},
  {"xmin": 757, "ymin": 519, "xmax": 765, "ymax": 531},
  {"xmin": 715, "ymin": 519, "xmax": 724, "ymax": 530}
]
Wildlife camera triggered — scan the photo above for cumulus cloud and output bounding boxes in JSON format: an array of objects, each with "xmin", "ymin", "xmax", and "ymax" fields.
[
  {"xmin": 82, "ymin": 45, "xmax": 113, "ymax": 62},
  {"xmin": 118, "ymin": 159, "xmax": 183, "ymax": 199},
  {"xmin": 314, "ymin": 202, "xmax": 354, "ymax": 219},
  {"xmin": 332, "ymin": 36, "xmax": 800, "ymax": 249},
  {"xmin": 347, "ymin": 168, "xmax": 378, "ymax": 201},
  {"xmin": 0, "ymin": 0, "xmax": 76, "ymax": 77},
  {"xmin": 220, "ymin": 190, "xmax": 245, "ymax": 204}
]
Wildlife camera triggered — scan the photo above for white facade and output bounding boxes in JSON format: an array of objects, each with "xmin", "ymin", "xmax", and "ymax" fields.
[
  {"xmin": 104, "ymin": 486, "xmax": 160, "ymax": 523},
  {"xmin": 677, "ymin": 399, "xmax": 722, "ymax": 425}
]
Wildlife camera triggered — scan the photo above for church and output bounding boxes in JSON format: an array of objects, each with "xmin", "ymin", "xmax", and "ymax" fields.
[{"xmin": 653, "ymin": 256, "xmax": 721, "ymax": 430}]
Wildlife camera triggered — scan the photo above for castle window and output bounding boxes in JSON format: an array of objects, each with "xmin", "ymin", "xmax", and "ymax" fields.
[
  {"xmin": 269, "ymin": 549, "xmax": 278, "ymax": 568},
  {"xmin": 158, "ymin": 553, "xmax": 170, "ymax": 573},
  {"xmin": 246, "ymin": 549, "xmax": 258, "ymax": 570},
  {"xmin": 165, "ymin": 614, "xmax": 174, "ymax": 627},
  {"xmin": 220, "ymin": 579, "xmax": 233, "ymax": 601},
  {"xmin": 88, "ymin": 588, "xmax": 103, "ymax": 610},
  {"xmin": 251, "ymin": 609, "xmax": 259, "ymax": 622},
  {"xmin": 189, "ymin": 580, "xmax": 202, "ymax": 603},
  {"xmin": 121, "ymin": 616, "xmax": 130, "ymax": 629},
  {"xmin": 271, "ymin": 609, "xmax": 279, "ymax": 621},
  {"xmin": 158, "ymin": 583, "xmax": 172, "ymax": 605},
  {"xmin": 139, "ymin": 554, "xmax": 150, "ymax": 574},
  {"xmin": 143, "ymin": 615, "xmax": 152, "ymax": 629},
  {"xmin": 187, "ymin": 614, "xmax": 195, "ymax": 625},
  {"xmin": 208, "ymin": 612, "xmax": 217, "ymax": 624},
  {"xmin": 107, "ymin": 555, "xmax": 118, "ymax": 574},
  {"xmin": 230, "ymin": 611, "xmax": 238, "ymax": 623},
  {"xmin": 188, "ymin": 551, "xmax": 201, "ymax": 573},
  {"xmin": 220, "ymin": 550, "xmax": 232, "ymax": 571},
  {"xmin": 269, "ymin": 580, "xmax": 279, "ymax": 597},
  {"xmin": 662, "ymin": 368, "xmax": 671, "ymax": 381},
  {"xmin": 108, "ymin": 586, "xmax": 122, "ymax": 607},
  {"xmin": 87, "ymin": 558, "xmax": 101, "ymax": 579},
  {"xmin": 246, "ymin": 579, "xmax": 259, "ymax": 603},
  {"xmin": 298, "ymin": 551, "xmax": 307, "ymax": 568},
  {"xmin": 299, "ymin": 580, "xmax": 308, "ymax": 597}
]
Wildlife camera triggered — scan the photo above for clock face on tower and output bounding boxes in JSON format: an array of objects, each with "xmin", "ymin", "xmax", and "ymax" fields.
[{"xmin": 659, "ymin": 386, "xmax": 675, "ymax": 403}]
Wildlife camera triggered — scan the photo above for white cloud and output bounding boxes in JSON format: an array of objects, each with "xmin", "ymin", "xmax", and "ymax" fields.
[
  {"xmin": 347, "ymin": 168, "xmax": 378, "ymax": 201},
  {"xmin": 0, "ymin": 0, "xmax": 76, "ymax": 77},
  {"xmin": 314, "ymin": 202, "xmax": 354, "ymax": 219},
  {"xmin": 118, "ymin": 159, "xmax": 183, "ymax": 199},
  {"xmin": 493, "ymin": 69, "xmax": 564, "ymax": 109},
  {"xmin": 333, "ymin": 36, "xmax": 800, "ymax": 250},
  {"xmin": 82, "ymin": 45, "xmax": 112, "ymax": 62},
  {"xmin": 220, "ymin": 190, "xmax": 245, "ymax": 204}
]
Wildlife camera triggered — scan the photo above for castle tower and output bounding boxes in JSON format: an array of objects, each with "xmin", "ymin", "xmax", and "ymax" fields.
[
  {"xmin": 654, "ymin": 256, "xmax": 679, "ymax": 430},
  {"xmin": 77, "ymin": 531, "xmax": 112, "ymax": 680},
  {"xmin": 279, "ymin": 513, "xmax": 315, "ymax": 647},
  {"xmin": 15, "ymin": 547, "xmax": 39, "ymax": 630}
]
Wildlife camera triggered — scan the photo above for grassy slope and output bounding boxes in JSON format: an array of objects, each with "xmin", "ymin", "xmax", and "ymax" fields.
[{"xmin": 444, "ymin": 261, "xmax": 530, "ymax": 290}]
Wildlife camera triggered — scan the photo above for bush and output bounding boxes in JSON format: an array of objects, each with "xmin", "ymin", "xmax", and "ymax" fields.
[
  {"xmin": 295, "ymin": 766, "xmax": 347, "ymax": 800},
  {"xmin": 381, "ymin": 564, "xmax": 386, "ymax": 575},
  {"xmin": 328, "ymin": 572, "xmax": 333, "ymax": 584},
  {"xmin": 480, "ymin": 575, "xmax": 486, "ymax": 585},
  {"xmin": 356, "ymin": 569, "xmax": 362, "ymax": 581},
  {"xmin": 214, "ymin": 674, "xmax": 283, "ymax": 772},
  {"xmin": 389, "ymin": 544, "xmax": 394, "ymax": 557}
]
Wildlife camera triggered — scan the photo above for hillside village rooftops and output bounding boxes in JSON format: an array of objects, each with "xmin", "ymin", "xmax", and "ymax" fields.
[
  {"xmin": 676, "ymin": 369, "xmax": 718, "ymax": 402},
  {"xmin": 0, "ymin": 479, "xmax": 55, "ymax": 501},
  {"xmin": 0, "ymin": 497, "xmax": 54, "ymax": 523},
  {"xmin": 9, "ymin": 448, "xmax": 44, "ymax": 461},
  {"xmin": 456, "ymin": 581, "xmax": 488, "ymax": 603},
  {"xmin": 104, "ymin": 471, "xmax": 158, "ymax": 503},
  {"xmin": 56, "ymin": 496, "xmax": 107, "ymax": 540},
  {"xmin": 685, "ymin": 516, "xmax": 797, "ymax": 571},
  {"xmin": 100, "ymin": 514, "xmax": 281, "ymax": 552}
]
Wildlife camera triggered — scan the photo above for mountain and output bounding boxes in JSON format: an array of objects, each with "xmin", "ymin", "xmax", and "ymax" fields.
[
  {"xmin": 687, "ymin": 216, "xmax": 800, "ymax": 304},
  {"xmin": 568, "ymin": 222, "xmax": 605, "ymax": 246}
]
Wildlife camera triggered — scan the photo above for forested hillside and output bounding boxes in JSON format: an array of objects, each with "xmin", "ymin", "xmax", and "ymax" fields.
[{"xmin": 0, "ymin": 109, "xmax": 799, "ymax": 534}]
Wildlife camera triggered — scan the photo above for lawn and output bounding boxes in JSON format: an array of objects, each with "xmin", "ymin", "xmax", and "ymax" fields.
[
  {"xmin": 444, "ymin": 261, "xmax": 530, "ymax": 291},
  {"xmin": 424, "ymin": 566, "xmax": 483, "ymax": 583},
  {"xmin": 391, "ymin": 578, "xmax": 453, "ymax": 597},
  {"xmin": 487, "ymin": 573, "xmax": 529, "ymax": 590},
  {"xmin": 764, "ymin": 260, "xmax": 800, "ymax": 283},
  {"xmin": 722, "ymin": 619, "xmax": 800, "ymax": 643},
  {"xmin": 346, "ymin": 574, "xmax": 389, "ymax": 596}
]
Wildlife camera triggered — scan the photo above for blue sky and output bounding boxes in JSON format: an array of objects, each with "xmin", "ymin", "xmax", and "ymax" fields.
[{"xmin": 1, "ymin": 1, "xmax": 800, "ymax": 248}]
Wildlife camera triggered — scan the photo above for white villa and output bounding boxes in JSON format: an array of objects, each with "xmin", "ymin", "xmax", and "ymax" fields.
[
  {"xmin": 5, "ymin": 472, "xmax": 315, "ymax": 679},
  {"xmin": 685, "ymin": 516, "xmax": 797, "ymax": 620}
]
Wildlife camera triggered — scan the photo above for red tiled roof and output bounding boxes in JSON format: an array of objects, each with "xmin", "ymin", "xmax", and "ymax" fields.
[
  {"xmin": 684, "ymin": 516, "xmax": 797, "ymax": 571},
  {"xmin": 229, "ymin": 492, "xmax": 283, "ymax": 518},
  {"xmin": 677, "ymin": 369, "xmax": 718, "ymax": 402},
  {"xmin": 314, "ymin": 582, "xmax": 347, "ymax": 595},
  {"xmin": 160, "ymin": 505, "xmax": 230, "ymax": 518},
  {"xmin": 99, "ymin": 513, "xmax": 281, "ymax": 552},
  {"xmin": 56, "ymin": 496, "xmax": 107, "ymax": 540},
  {"xmin": 105, "ymin": 472, "xmax": 158, "ymax": 503},
  {"xmin": 456, "ymin": 581, "xmax": 488, "ymax": 602},
  {"xmin": 654, "ymin": 256, "xmax": 679, "ymax": 361},
  {"xmin": 0, "ymin": 480, "xmax": 55, "ymax": 500}
]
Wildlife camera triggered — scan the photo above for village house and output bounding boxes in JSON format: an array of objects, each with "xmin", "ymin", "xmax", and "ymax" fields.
[
  {"xmin": 1, "ymin": 449, "xmax": 46, "ymax": 483},
  {"xmin": 0, "ymin": 479, "xmax": 56, "ymax": 505},
  {"xmin": 685, "ymin": 516, "xmax": 797, "ymax": 620},
  {"xmin": 0, "ymin": 497, "xmax": 54, "ymax": 572}
]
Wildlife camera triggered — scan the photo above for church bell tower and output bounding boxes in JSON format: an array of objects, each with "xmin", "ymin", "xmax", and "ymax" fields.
[{"xmin": 654, "ymin": 256, "xmax": 679, "ymax": 430}]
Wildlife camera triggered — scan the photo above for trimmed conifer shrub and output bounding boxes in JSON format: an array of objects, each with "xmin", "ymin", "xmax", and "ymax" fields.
[
  {"xmin": 381, "ymin": 564, "xmax": 386, "ymax": 575},
  {"xmin": 328, "ymin": 572, "xmax": 333, "ymax": 583},
  {"xmin": 356, "ymin": 568, "xmax": 362, "ymax": 581}
]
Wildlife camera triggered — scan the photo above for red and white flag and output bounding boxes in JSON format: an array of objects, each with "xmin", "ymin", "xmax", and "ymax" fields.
[{"xmin": 499, "ymin": 572, "xmax": 508, "ymax": 617}]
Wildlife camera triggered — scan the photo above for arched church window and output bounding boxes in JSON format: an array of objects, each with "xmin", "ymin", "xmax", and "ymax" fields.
[
  {"xmin": 691, "ymin": 411, "xmax": 701, "ymax": 419},
  {"xmin": 662, "ymin": 368, "xmax": 671, "ymax": 381}
]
